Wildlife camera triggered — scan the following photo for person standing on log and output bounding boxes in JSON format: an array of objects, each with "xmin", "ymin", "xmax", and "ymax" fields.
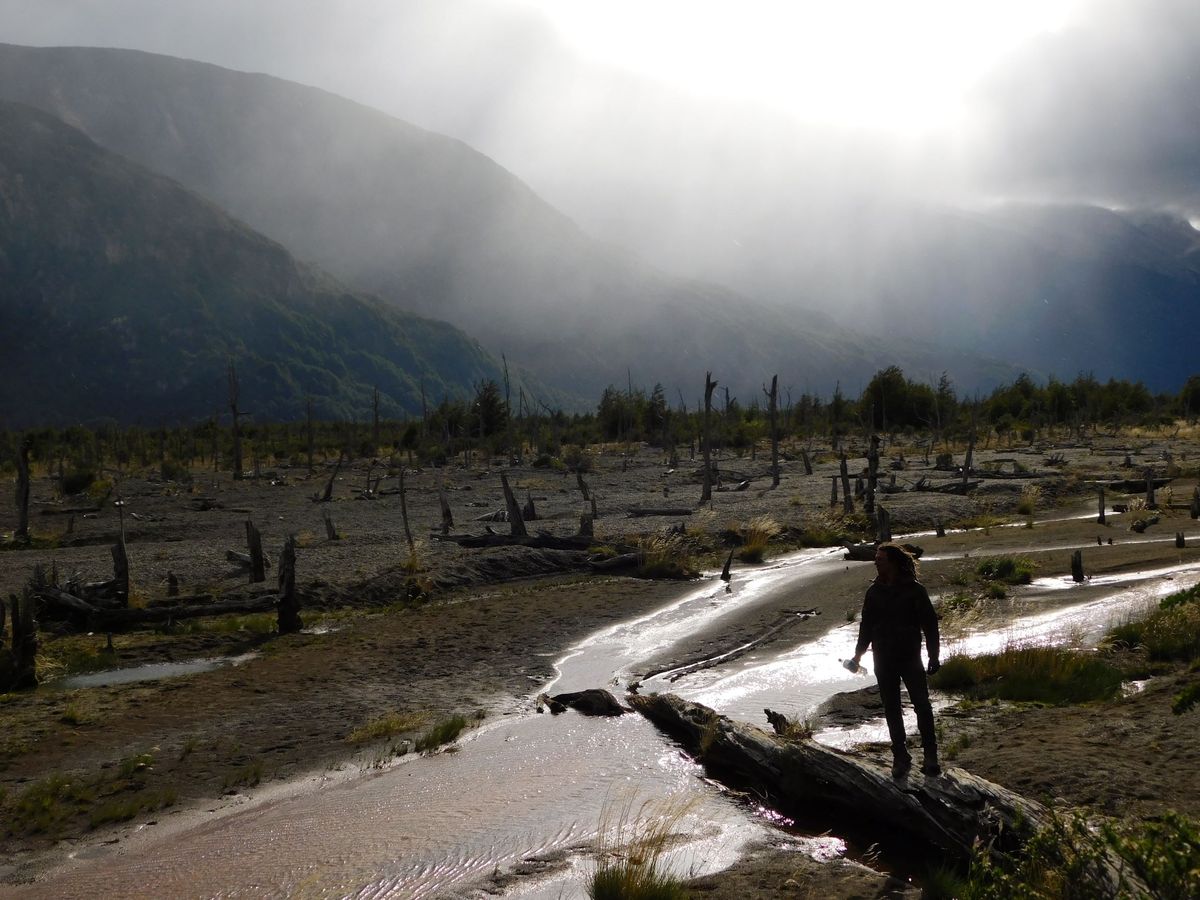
[{"xmin": 848, "ymin": 542, "xmax": 941, "ymax": 778}]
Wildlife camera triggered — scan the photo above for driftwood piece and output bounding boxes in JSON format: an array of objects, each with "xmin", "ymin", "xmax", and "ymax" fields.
[
  {"xmin": 550, "ymin": 688, "xmax": 628, "ymax": 716},
  {"xmin": 94, "ymin": 594, "xmax": 278, "ymax": 630},
  {"xmin": 627, "ymin": 507, "xmax": 693, "ymax": 518},
  {"xmin": 844, "ymin": 542, "xmax": 923, "ymax": 561}
]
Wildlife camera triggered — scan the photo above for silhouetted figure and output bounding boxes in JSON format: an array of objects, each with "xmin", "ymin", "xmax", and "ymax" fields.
[{"xmin": 849, "ymin": 542, "xmax": 941, "ymax": 778}]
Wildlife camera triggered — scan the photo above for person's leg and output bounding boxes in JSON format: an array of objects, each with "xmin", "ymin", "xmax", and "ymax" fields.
[
  {"xmin": 901, "ymin": 656, "xmax": 939, "ymax": 774},
  {"xmin": 875, "ymin": 663, "xmax": 910, "ymax": 774}
]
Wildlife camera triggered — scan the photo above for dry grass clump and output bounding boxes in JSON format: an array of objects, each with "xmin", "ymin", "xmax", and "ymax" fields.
[
  {"xmin": 1016, "ymin": 484, "xmax": 1042, "ymax": 516},
  {"xmin": 736, "ymin": 515, "xmax": 781, "ymax": 562},
  {"xmin": 635, "ymin": 534, "xmax": 698, "ymax": 580},
  {"xmin": 931, "ymin": 643, "xmax": 1123, "ymax": 704},
  {"xmin": 588, "ymin": 796, "xmax": 694, "ymax": 900},
  {"xmin": 346, "ymin": 710, "xmax": 431, "ymax": 745}
]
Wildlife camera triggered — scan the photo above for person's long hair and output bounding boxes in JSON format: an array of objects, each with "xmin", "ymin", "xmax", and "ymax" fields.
[{"xmin": 878, "ymin": 542, "xmax": 918, "ymax": 581}]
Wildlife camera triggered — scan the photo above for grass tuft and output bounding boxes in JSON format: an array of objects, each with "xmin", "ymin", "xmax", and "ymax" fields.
[
  {"xmin": 932, "ymin": 644, "xmax": 1123, "ymax": 704},
  {"xmin": 588, "ymin": 796, "xmax": 693, "ymax": 900},
  {"xmin": 347, "ymin": 710, "xmax": 430, "ymax": 745},
  {"xmin": 974, "ymin": 556, "xmax": 1037, "ymax": 585},
  {"xmin": 735, "ymin": 515, "xmax": 781, "ymax": 563},
  {"xmin": 635, "ymin": 534, "xmax": 698, "ymax": 580},
  {"xmin": 1105, "ymin": 580, "xmax": 1200, "ymax": 662},
  {"xmin": 414, "ymin": 714, "xmax": 469, "ymax": 753}
]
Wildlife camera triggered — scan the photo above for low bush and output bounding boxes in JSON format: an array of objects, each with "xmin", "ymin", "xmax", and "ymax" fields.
[
  {"xmin": 931, "ymin": 644, "xmax": 1123, "ymax": 704},
  {"xmin": 974, "ymin": 556, "xmax": 1036, "ymax": 585},
  {"xmin": 1104, "ymin": 580, "xmax": 1200, "ymax": 662}
]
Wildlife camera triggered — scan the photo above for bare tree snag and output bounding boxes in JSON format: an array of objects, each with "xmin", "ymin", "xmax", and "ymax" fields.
[
  {"xmin": 438, "ymin": 479, "xmax": 454, "ymax": 535},
  {"xmin": 111, "ymin": 538, "xmax": 130, "ymax": 608},
  {"xmin": 399, "ymin": 467, "xmax": 415, "ymax": 555},
  {"xmin": 579, "ymin": 514, "xmax": 593, "ymax": 537},
  {"xmin": 323, "ymin": 510, "xmax": 338, "ymax": 541},
  {"xmin": 700, "ymin": 372, "xmax": 717, "ymax": 505},
  {"xmin": 1071, "ymin": 549, "xmax": 1085, "ymax": 583},
  {"xmin": 522, "ymin": 494, "xmax": 537, "ymax": 521},
  {"xmin": 1192, "ymin": 486, "xmax": 1200, "ymax": 520},
  {"xmin": 1098, "ymin": 487, "xmax": 1106, "ymax": 525},
  {"xmin": 830, "ymin": 475, "xmax": 838, "ymax": 508},
  {"xmin": 315, "ymin": 451, "xmax": 344, "ymax": 502},
  {"xmin": 372, "ymin": 386, "xmax": 380, "ymax": 450},
  {"xmin": 800, "ymin": 448, "xmax": 813, "ymax": 476},
  {"xmin": 576, "ymin": 472, "xmax": 591, "ymax": 501},
  {"xmin": 839, "ymin": 454, "xmax": 853, "ymax": 514},
  {"xmin": 1145, "ymin": 468, "xmax": 1156, "ymax": 508},
  {"xmin": 9, "ymin": 590, "xmax": 38, "ymax": 689},
  {"xmin": 962, "ymin": 430, "xmax": 976, "ymax": 492},
  {"xmin": 1176, "ymin": 532, "xmax": 1186, "ymax": 548},
  {"xmin": 245, "ymin": 520, "xmax": 266, "ymax": 584},
  {"xmin": 499, "ymin": 472, "xmax": 528, "ymax": 537},
  {"xmin": 228, "ymin": 363, "xmax": 244, "ymax": 479},
  {"xmin": 306, "ymin": 397, "xmax": 315, "ymax": 473},
  {"xmin": 865, "ymin": 435, "xmax": 880, "ymax": 516},
  {"xmin": 877, "ymin": 506, "xmax": 892, "ymax": 543},
  {"xmin": 14, "ymin": 438, "xmax": 31, "ymax": 542},
  {"xmin": 277, "ymin": 536, "xmax": 302, "ymax": 634},
  {"xmin": 764, "ymin": 375, "xmax": 780, "ymax": 488}
]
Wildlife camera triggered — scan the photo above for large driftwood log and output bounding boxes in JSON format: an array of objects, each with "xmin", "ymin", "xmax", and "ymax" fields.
[
  {"xmin": 627, "ymin": 507, "xmax": 694, "ymax": 518},
  {"xmin": 630, "ymin": 692, "xmax": 1045, "ymax": 861},
  {"xmin": 629, "ymin": 693, "xmax": 1146, "ymax": 893}
]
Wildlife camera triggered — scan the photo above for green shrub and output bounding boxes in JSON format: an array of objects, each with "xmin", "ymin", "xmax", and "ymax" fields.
[
  {"xmin": 160, "ymin": 458, "xmax": 191, "ymax": 483},
  {"xmin": 1172, "ymin": 682, "xmax": 1200, "ymax": 715},
  {"xmin": 930, "ymin": 645, "xmax": 1123, "ymax": 704},
  {"xmin": 975, "ymin": 556, "xmax": 1036, "ymax": 585},
  {"xmin": 60, "ymin": 466, "xmax": 97, "ymax": 495}
]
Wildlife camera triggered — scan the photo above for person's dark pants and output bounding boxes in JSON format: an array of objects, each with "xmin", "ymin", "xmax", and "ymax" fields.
[{"xmin": 875, "ymin": 653, "xmax": 937, "ymax": 762}]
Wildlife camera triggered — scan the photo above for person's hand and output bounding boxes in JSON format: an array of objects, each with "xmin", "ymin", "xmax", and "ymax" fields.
[{"xmin": 927, "ymin": 658, "xmax": 941, "ymax": 676}]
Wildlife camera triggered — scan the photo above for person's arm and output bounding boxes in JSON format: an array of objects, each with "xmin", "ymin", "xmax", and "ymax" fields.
[
  {"xmin": 916, "ymin": 582, "xmax": 940, "ymax": 669},
  {"xmin": 852, "ymin": 590, "xmax": 875, "ymax": 662}
]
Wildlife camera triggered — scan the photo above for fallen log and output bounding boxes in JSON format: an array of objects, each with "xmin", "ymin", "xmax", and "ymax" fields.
[
  {"xmin": 628, "ymin": 692, "xmax": 1144, "ymax": 896},
  {"xmin": 91, "ymin": 594, "xmax": 278, "ymax": 630},
  {"xmin": 431, "ymin": 532, "xmax": 594, "ymax": 551},
  {"xmin": 627, "ymin": 507, "xmax": 694, "ymax": 518},
  {"xmin": 588, "ymin": 553, "xmax": 638, "ymax": 572},
  {"xmin": 843, "ymin": 542, "xmax": 923, "ymax": 561}
]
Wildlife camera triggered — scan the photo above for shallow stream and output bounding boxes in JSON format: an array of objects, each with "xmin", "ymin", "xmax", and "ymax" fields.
[{"xmin": 24, "ymin": 522, "xmax": 1200, "ymax": 899}]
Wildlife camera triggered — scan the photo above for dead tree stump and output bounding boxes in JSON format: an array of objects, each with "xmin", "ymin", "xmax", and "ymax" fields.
[
  {"xmin": 15, "ymin": 439, "xmax": 31, "ymax": 542},
  {"xmin": 111, "ymin": 539, "xmax": 130, "ymax": 607},
  {"xmin": 522, "ymin": 494, "xmax": 537, "ymax": 521},
  {"xmin": 1071, "ymin": 550, "xmax": 1085, "ymax": 583},
  {"xmin": 830, "ymin": 475, "xmax": 838, "ymax": 508},
  {"xmin": 245, "ymin": 520, "xmax": 266, "ymax": 584},
  {"xmin": 499, "ymin": 472, "xmax": 528, "ymax": 537},
  {"xmin": 935, "ymin": 517, "xmax": 945, "ymax": 538},
  {"xmin": 10, "ymin": 590, "xmax": 38, "ymax": 690},
  {"xmin": 764, "ymin": 375, "xmax": 780, "ymax": 488},
  {"xmin": 277, "ymin": 536, "xmax": 302, "ymax": 635},
  {"xmin": 865, "ymin": 435, "xmax": 880, "ymax": 515},
  {"xmin": 1191, "ymin": 486, "xmax": 1199, "ymax": 521},
  {"xmin": 399, "ymin": 468, "xmax": 415, "ymax": 555},
  {"xmin": 1098, "ymin": 487, "xmax": 1106, "ymax": 525},
  {"xmin": 438, "ymin": 480, "xmax": 454, "ymax": 534},
  {"xmin": 323, "ymin": 510, "xmax": 338, "ymax": 541},
  {"xmin": 840, "ymin": 455, "xmax": 853, "ymax": 514},
  {"xmin": 700, "ymin": 372, "xmax": 717, "ymax": 505},
  {"xmin": 1176, "ymin": 532, "xmax": 1186, "ymax": 549},
  {"xmin": 578, "ymin": 514, "xmax": 593, "ymax": 537},
  {"xmin": 877, "ymin": 506, "xmax": 892, "ymax": 543}
]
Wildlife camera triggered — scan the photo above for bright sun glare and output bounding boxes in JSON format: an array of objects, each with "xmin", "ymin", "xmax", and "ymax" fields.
[{"xmin": 518, "ymin": 0, "xmax": 1080, "ymax": 133}]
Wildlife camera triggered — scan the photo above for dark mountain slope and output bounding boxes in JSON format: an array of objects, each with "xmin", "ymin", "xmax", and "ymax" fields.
[
  {"xmin": 0, "ymin": 100, "xmax": 499, "ymax": 427},
  {"xmin": 0, "ymin": 43, "xmax": 1028, "ymax": 403}
]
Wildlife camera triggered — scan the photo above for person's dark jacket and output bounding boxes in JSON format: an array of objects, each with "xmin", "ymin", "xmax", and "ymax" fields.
[{"xmin": 854, "ymin": 578, "xmax": 939, "ymax": 664}]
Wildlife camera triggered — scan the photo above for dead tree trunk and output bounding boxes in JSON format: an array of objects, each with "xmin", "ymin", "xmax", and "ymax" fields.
[
  {"xmin": 399, "ymin": 467, "xmax": 415, "ymax": 555},
  {"xmin": 1145, "ymin": 468, "xmax": 1156, "ymax": 508},
  {"xmin": 1098, "ymin": 487, "xmax": 1106, "ymax": 525},
  {"xmin": 576, "ymin": 472, "xmax": 591, "ymax": 501},
  {"xmin": 578, "ymin": 514, "xmax": 593, "ymax": 538},
  {"xmin": 315, "ymin": 451, "xmax": 344, "ymax": 502},
  {"xmin": 372, "ymin": 386, "xmax": 380, "ymax": 450},
  {"xmin": 1176, "ymin": 532, "xmax": 1186, "ymax": 549},
  {"xmin": 962, "ymin": 430, "xmax": 976, "ymax": 492},
  {"xmin": 10, "ymin": 590, "xmax": 38, "ymax": 689},
  {"xmin": 228, "ymin": 363, "xmax": 244, "ymax": 479},
  {"xmin": 438, "ymin": 479, "xmax": 454, "ymax": 535},
  {"xmin": 839, "ymin": 454, "xmax": 853, "ymax": 514},
  {"xmin": 245, "ymin": 519, "xmax": 266, "ymax": 584},
  {"xmin": 1192, "ymin": 486, "xmax": 1200, "ymax": 520},
  {"xmin": 323, "ymin": 510, "xmax": 338, "ymax": 541},
  {"xmin": 111, "ymin": 539, "xmax": 130, "ymax": 608},
  {"xmin": 277, "ymin": 536, "xmax": 302, "ymax": 634},
  {"xmin": 499, "ymin": 472, "xmax": 528, "ymax": 537},
  {"xmin": 865, "ymin": 434, "xmax": 880, "ymax": 516},
  {"xmin": 15, "ymin": 439, "xmax": 31, "ymax": 542},
  {"xmin": 1071, "ymin": 549, "xmax": 1085, "ymax": 583},
  {"xmin": 700, "ymin": 372, "xmax": 717, "ymax": 505},
  {"xmin": 830, "ymin": 475, "xmax": 839, "ymax": 508},
  {"xmin": 306, "ymin": 397, "xmax": 315, "ymax": 473},
  {"xmin": 877, "ymin": 506, "xmax": 892, "ymax": 543},
  {"xmin": 800, "ymin": 448, "xmax": 813, "ymax": 476},
  {"xmin": 764, "ymin": 375, "xmax": 780, "ymax": 488}
]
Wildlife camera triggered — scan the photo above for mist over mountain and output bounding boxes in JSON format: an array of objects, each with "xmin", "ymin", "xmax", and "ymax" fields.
[
  {"xmin": 0, "ymin": 100, "xmax": 500, "ymax": 428},
  {"xmin": 0, "ymin": 43, "xmax": 1029, "ymax": 411}
]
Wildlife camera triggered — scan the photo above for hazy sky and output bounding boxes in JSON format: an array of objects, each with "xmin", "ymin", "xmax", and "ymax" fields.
[{"xmin": 3, "ymin": 0, "xmax": 1198, "ymax": 229}]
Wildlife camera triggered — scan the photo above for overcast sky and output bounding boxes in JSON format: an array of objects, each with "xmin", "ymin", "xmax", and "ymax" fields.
[{"xmin": 4, "ymin": 0, "xmax": 1199, "ymax": 230}]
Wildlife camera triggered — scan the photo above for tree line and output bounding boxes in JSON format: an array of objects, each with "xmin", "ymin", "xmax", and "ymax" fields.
[{"xmin": 3, "ymin": 369, "xmax": 1199, "ymax": 481}]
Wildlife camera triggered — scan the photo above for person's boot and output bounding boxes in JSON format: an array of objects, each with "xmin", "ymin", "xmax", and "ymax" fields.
[
  {"xmin": 921, "ymin": 750, "xmax": 941, "ymax": 776},
  {"xmin": 891, "ymin": 754, "xmax": 912, "ymax": 779}
]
